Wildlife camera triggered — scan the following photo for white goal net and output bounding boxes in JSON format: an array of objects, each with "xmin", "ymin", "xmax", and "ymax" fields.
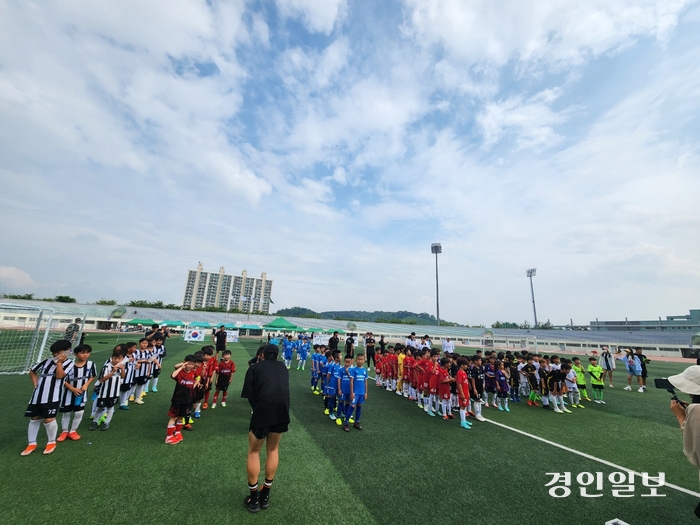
[{"xmin": 0, "ymin": 303, "xmax": 86, "ymax": 374}]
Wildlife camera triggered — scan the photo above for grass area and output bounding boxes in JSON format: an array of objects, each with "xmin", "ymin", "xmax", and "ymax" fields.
[{"xmin": 0, "ymin": 334, "xmax": 698, "ymax": 524}]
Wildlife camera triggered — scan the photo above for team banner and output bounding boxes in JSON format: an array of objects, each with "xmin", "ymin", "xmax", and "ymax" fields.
[
  {"xmin": 184, "ymin": 329, "xmax": 205, "ymax": 342},
  {"xmin": 313, "ymin": 334, "xmax": 330, "ymax": 346},
  {"xmin": 226, "ymin": 330, "xmax": 239, "ymax": 343}
]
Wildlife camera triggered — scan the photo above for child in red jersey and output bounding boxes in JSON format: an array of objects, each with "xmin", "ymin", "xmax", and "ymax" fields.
[
  {"xmin": 455, "ymin": 357, "xmax": 472, "ymax": 429},
  {"xmin": 200, "ymin": 346, "xmax": 217, "ymax": 410},
  {"xmin": 165, "ymin": 355, "xmax": 198, "ymax": 444},
  {"xmin": 427, "ymin": 349, "xmax": 440, "ymax": 416},
  {"xmin": 438, "ymin": 357, "xmax": 455, "ymax": 420},
  {"xmin": 402, "ymin": 348, "xmax": 415, "ymax": 399},
  {"xmin": 212, "ymin": 350, "xmax": 236, "ymax": 409},
  {"xmin": 413, "ymin": 349, "xmax": 430, "ymax": 409},
  {"xmin": 384, "ymin": 346, "xmax": 396, "ymax": 392},
  {"xmin": 191, "ymin": 352, "xmax": 205, "ymax": 421},
  {"xmin": 374, "ymin": 348, "xmax": 384, "ymax": 387}
]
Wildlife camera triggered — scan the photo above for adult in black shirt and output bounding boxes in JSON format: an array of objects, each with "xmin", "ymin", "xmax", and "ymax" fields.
[
  {"xmin": 329, "ymin": 332, "xmax": 339, "ymax": 352},
  {"xmin": 345, "ymin": 336, "xmax": 355, "ymax": 359},
  {"xmin": 213, "ymin": 325, "xmax": 227, "ymax": 357},
  {"xmin": 241, "ymin": 344, "xmax": 290, "ymax": 513},
  {"xmin": 365, "ymin": 333, "xmax": 376, "ymax": 368},
  {"xmin": 378, "ymin": 335, "xmax": 386, "ymax": 353},
  {"xmin": 635, "ymin": 347, "xmax": 649, "ymax": 391}
]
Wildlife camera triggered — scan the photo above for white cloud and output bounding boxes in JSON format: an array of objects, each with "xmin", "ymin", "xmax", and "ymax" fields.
[
  {"xmin": 0, "ymin": 267, "xmax": 37, "ymax": 290},
  {"xmin": 275, "ymin": 0, "xmax": 347, "ymax": 34}
]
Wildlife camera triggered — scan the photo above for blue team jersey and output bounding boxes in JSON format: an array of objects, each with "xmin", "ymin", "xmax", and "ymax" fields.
[
  {"xmin": 299, "ymin": 342, "xmax": 310, "ymax": 358},
  {"xmin": 339, "ymin": 366, "xmax": 353, "ymax": 394},
  {"xmin": 351, "ymin": 366, "xmax": 368, "ymax": 395},
  {"xmin": 282, "ymin": 340, "xmax": 295, "ymax": 357}
]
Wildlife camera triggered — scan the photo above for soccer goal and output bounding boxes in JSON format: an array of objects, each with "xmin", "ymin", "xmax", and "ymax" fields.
[{"xmin": 0, "ymin": 303, "xmax": 86, "ymax": 374}]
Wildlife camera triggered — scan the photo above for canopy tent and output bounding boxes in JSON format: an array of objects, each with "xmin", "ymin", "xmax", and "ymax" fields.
[
  {"xmin": 125, "ymin": 318, "xmax": 156, "ymax": 326},
  {"xmin": 305, "ymin": 327, "xmax": 324, "ymax": 333},
  {"xmin": 188, "ymin": 321, "xmax": 212, "ymax": 328},
  {"xmin": 241, "ymin": 324, "xmax": 263, "ymax": 330},
  {"xmin": 161, "ymin": 320, "xmax": 185, "ymax": 327},
  {"xmin": 324, "ymin": 328, "xmax": 345, "ymax": 334},
  {"xmin": 263, "ymin": 317, "xmax": 299, "ymax": 330},
  {"xmin": 220, "ymin": 323, "xmax": 238, "ymax": 329}
]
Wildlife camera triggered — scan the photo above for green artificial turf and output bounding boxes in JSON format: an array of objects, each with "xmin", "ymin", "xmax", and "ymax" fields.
[{"xmin": 0, "ymin": 335, "xmax": 698, "ymax": 524}]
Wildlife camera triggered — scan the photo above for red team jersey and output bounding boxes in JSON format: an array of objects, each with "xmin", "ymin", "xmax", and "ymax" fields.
[
  {"xmin": 416, "ymin": 358, "xmax": 430, "ymax": 389},
  {"xmin": 428, "ymin": 361, "xmax": 440, "ymax": 393},
  {"xmin": 375, "ymin": 354, "xmax": 383, "ymax": 376},
  {"xmin": 202, "ymin": 358, "xmax": 217, "ymax": 380},
  {"xmin": 456, "ymin": 369, "xmax": 470, "ymax": 407},
  {"xmin": 437, "ymin": 367, "xmax": 451, "ymax": 399},
  {"xmin": 217, "ymin": 360, "xmax": 236, "ymax": 376},
  {"xmin": 403, "ymin": 355, "xmax": 414, "ymax": 382}
]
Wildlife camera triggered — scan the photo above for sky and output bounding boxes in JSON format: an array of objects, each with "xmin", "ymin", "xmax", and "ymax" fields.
[{"xmin": 1, "ymin": 0, "xmax": 699, "ymax": 326}]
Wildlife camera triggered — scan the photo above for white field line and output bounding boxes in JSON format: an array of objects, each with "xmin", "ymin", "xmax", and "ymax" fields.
[{"xmin": 484, "ymin": 418, "xmax": 700, "ymax": 499}]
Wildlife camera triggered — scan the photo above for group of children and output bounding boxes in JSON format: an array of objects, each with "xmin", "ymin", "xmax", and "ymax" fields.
[
  {"xmin": 21, "ymin": 334, "xmax": 238, "ymax": 455},
  {"xmin": 280, "ymin": 335, "xmax": 311, "ymax": 370},
  {"xmin": 309, "ymin": 345, "xmax": 369, "ymax": 432}
]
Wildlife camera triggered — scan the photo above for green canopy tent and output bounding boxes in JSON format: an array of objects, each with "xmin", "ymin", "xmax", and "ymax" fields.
[
  {"xmin": 306, "ymin": 327, "xmax": 324, "ymax": 333},
  {"xmin": 161, "ymin": 320, "xmax": 185, "ymax": 327},
  {"xmin": 324, "ymin": 328, "xmax": 345, "ymax": 335},
  {"xmin": 125, "ymin": 318, "xmax": 156, "ymax": 326},
  {"xmin": 188, "ymin": 321, "xmax": 212, "ymax": 328},
  {"xmin": 220, "ymin": 323, "xmax": 238, "ymax": 329},
  {"xmin": 241, "ymin": 324, "xmax": 263, "ymax": 330},
  {"xmin": 263, "ymin": 317, "xmax": 300, "ymax": 331}
]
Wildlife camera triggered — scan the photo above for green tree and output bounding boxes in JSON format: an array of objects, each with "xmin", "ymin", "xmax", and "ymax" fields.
[
  {"xmin": 54, "ymin": 295, "xmax": 77, "ymax": 303},
  {"xmin": 4, "ymin": 293, "xmax": 34, "ymax": 300},
  {"xmin": 95, "ymin": 299, "xmax": 117, "ymax": 305}
]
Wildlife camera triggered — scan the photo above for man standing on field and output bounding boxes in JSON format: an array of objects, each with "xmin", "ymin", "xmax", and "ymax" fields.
[{"xmin": 213, "ymin": 325, "xmax": 227, "ymax": 358}]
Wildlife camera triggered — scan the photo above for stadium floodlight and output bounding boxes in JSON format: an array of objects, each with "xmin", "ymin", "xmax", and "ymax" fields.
[
  {"xmin": 526, "ymin": 268, "xmax": 538, "ymax": 327},
  {"xmin": 431, "ymin": 244, "xmax": 442, "ymax": 326}
]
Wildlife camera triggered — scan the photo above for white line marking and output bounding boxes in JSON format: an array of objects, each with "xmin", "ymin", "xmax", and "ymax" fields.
[{"xmin": 484, "ymin": 418, "xmax": 700, "ymax": 499}]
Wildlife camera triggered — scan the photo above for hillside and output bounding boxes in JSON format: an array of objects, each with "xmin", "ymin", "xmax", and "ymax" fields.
[{"xmin": 272, "ymin": 307, "xmax": 462, "ymax": 326}]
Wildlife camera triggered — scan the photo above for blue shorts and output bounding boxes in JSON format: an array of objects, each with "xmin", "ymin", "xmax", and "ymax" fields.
[
  {"xmin": 339, "ymin": 393, "xmax": 351, "ymax": 403},
  {"xmin": 311, "ymin": 371, "xmax": 319, "ymax": 379},
  {"xmin": 284, "ymin": 353, "xmax": 293, "ymax": 360},
  {"xmin": 352, "ymin": 394, "xmax": 366, "ymax": 406},
  {"xmin": 299, "ymin": 353, "xmax": 308, "ymax": 361},
  {"xmin": 326, "ymin": 389, "xmax": 337, "ymax": 398}
]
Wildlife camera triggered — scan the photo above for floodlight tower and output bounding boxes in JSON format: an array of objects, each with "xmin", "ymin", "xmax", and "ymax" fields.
[
  {"xmin": 526, "ymin": 268, "xmax": 538, "ymax": 327},
  {"xmin": 431, "ymin": 243, "xmax": 442, "ymax": 326}
]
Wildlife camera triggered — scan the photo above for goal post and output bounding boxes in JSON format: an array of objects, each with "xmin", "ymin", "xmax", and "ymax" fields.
[{"xmin": 0, "ymin": 303, "xmax": 86, "ymax": 375}]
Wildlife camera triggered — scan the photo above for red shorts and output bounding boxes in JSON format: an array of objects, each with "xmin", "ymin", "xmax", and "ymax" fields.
[
  {"xmin": 439, "ymin": 388, "xmax": 451, "ymax": 400},
  {"xmin": 459, "ymin": 396, "xmax": 470, "ymax": 407},
  {"xmin": 429, "ymin": 386, "xmax": 438, "ymax": 395}
]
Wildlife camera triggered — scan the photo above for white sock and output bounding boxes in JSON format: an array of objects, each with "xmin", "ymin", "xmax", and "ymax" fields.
[
  {"xmin": 135, "ymin": 384, "xmax": 145, "ymax": 398},
  {"xmin": 574, "ymin": 392, "xmax": 580, "ymax": 405},
  {"xmin": 71, "ymin": 411, "xmax": 84, "ymax": 431},
  {"xmin": 459, "ymin": 408, "xmax": 466, "ymax": 423},
  {"xmin": 151, "ymin": 377, "xmax": 159, "ymax": 389},
  {"xmin": 91, "ymin": 400, "xmax": 99, "ymax": 417},
  {"xmin": 95, "ymin": 407, "xmax": 106, "ymax": 420},
  {"xmin": 504, "ymin": 397, "xmax": 509, "ymax": 409},
  {"xmin": 558, "ymin": 395, "xmax": 565, "ymax": 407},
  {"xmin": 44, "ymin": 420, "xmax": 58, "ymax": 442},
  {"xmin": 120, "ymin": 391, "xmax": 129, "ymax": 406},
  {"xmin": 569, "ymin": 392, "xmax": 575, "ymax": 404},
  {"xmin": 442, "ymin": 400, "xmax": 448, "ymax": 417},
  {"xmin": 129, "ymin": 386, "xmax": 136, "ymax": 398},
  {"xmin": 28, "ymin": 419, "xmax": 41, "ymax": 444},
  {"xmin": 542, "ymin": 396, "xmax": 549, "ymax": 406},
  {"xmin": 104, "ymin": 407, "xmax": 115, "ymax": 424},
  {"xmin": 475, "ymin": 402, "xmax": 482, "ymax": 417},
  {"xmin": 61, "ymin": 413, "xmax": 72, "ymax": 433}
]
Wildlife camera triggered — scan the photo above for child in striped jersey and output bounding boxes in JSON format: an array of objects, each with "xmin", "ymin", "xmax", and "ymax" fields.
[
  {"xmin": 22, "ymin": 340, "xmax": 75, "ymax": 456},
  {"xmin": 58, "ymin": 344, "xmax": 96, "ymax": 442},
  {"xmin": 117, "ymin": 342, "xmax": 137, "ymax": 410},
  {"xmin": 89, "ymin": 348, "xmax": 127, "ymax": 431},
  {"xmin": 147, "ymin": 337, "xmax": 166, "ymax": 393}
]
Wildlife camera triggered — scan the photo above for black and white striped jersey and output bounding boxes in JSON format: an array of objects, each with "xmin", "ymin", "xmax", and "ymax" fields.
[
  {"xmin": 153, "ymin": 345, "xmax": 165, "ymax": 365},
  {"xmin": 122, "ymin": 354, "xmax": 136, "ymax": 384},
  {"xmin": 29, "ymin": 358, "xmax": 75, "ymax": 405},
  {"xmin": 60, "ymin": 360, "xmax": 96, "ymax": 407},
  {"xmin": 133, "ymin": 350, "xmax": 151, "ymax": 378},
  {"xmin": 97, "ymin": 362, "xmax": 123, "ymax": 399}
]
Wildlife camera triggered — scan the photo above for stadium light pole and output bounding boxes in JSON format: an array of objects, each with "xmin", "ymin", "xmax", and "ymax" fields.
[
  {"xmin": 526, "ymin": 268, "xmax": 538, "ymax": 327},
  {"xmin": 431, "ymin": 243, "xmax": 442, "ymax": 326}
]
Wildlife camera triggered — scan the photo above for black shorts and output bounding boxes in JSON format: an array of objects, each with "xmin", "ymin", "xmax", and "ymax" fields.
[
  {"xmin": 59, "ymin": 402, "xmax": 86, "ymax": 413},
  {"xmin": 641, "ymin": 369, "xmax": 648, "ymax": 379},
  {"xmin": 216, "ymin": 345, "xmax": 226, "ymax": 353},
  {"xmin": 135, "ymin": 376, "xmax": 149, "ymax": 385},
  {"xmin": 168, "ymin": 403, "xmax": 191, "ymax": 419},
  {"xmin": 96, "ymin": 397, "xmax": 118, "ymax": 408},
  {"xmin": 152, "ymin": 368, "xmax": 161, "ymax": 378},
  {"xmin": 592, "ymin": 384, "xmax": 605, "ymax": 390},
  {"xmin": 249, "ymin": 422, "xmax": 289, "ymax": 440},
  {"xmin": 120, "ymin": 382, "xmax": 134, "ymax": 392},
  {"xmin": 216, "ymin": 379, "xmax": 230, "ymax": 392},
  {"xmin": 25, "ymin": 401, "xmax": 60, "ymax": 419}
]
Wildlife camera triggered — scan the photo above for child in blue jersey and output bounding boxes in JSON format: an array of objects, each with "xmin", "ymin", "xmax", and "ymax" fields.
[
  {"xmin": 336, "ymin": 355, "xmax": 353, "ymax": 427},
  {"xmin": 345, "ymin": 353, "xmax": 368, "ymax": 432},
  {"xmin": 282, "ymin": 336, "xmax": 295, "ymax": 369},
  {"xmin": 310, "ymin": 345, "xmax": 320, "ymax": 392},
  {"xmin": 318, "ymin": 348, "xmax": 328, "ymax": 396},
  {"xmin": 297, "ymin": 338, "xmax": 310, "ymax": 370},
  {"xmin": 324, "ymin": 351, "xmax": 341, "ymax": 420},
  {"xmin": 322, "ymin": 351, "xmax": 333, "ymax": 414}
]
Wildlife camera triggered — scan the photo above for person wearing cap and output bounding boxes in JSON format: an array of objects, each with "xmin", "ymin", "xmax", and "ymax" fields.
[
  {"xmin": 241, "ymin": 344, "xmax": 290, "ymax": 513},
  {"xmin": 669, "ymin": 366, "xmax": 700, "ymax": 510}
]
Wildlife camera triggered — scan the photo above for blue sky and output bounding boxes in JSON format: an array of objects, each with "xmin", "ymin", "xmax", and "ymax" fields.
[{"xmin": 1, "ymin": 0, "xmax": 699, "ymax": 326}]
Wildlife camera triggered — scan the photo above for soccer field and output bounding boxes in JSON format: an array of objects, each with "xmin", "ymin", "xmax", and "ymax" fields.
[{"xmin": 0, "ymin": 335, "xmax": 698, "ymax": 525}]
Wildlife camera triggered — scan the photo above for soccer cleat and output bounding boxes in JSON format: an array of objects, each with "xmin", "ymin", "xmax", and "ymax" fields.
[
  {"xmin": 144, "ymin": 387, "xmax": 149, "ymax": 393},
  {"xmin": 313, "ymin": 389, "xmax": 320, "ymax": 396},
  {"xmin": 533, "ymin": 402, "xmax": 540, "ymax": 407},
  {"xmin": 119, "ymin": 405, "xmax": 130, "ymax": 410},
  {"xmin": 353, "ymin": 422, "xmax": 363, "ymax": 430},
  {"xmin": 152, "ymin": 387, "xmax": 158, "ymax": 392},
  {"xmin": 468, "ymin": 411, "xmax": 476, "ymax": 417},
  {"xmin": 324, "ymin": 409, "xmax": 330, "ymax": 415},
  {"xmin": 134, "ymin": 399, "xmax": 144, "ymax": 405},
  {"xmin": 202, "ymin": 403, "xmax": 209, "ymax": 410},
  {"xmin": 484, "ymin": 402, "xmax": 490, "ymax": 408},
  {"xmin": 349, "ymin": 417, "xmax": 355, "ymax": 424},
  {"xmin": 417, "ymin": 403, "xmax": 423, "ymax": 409},
  {"xmin": 221, "ymin": 402, "xmax": 227, "ymax": 407},
  {"xmin": 260, "ymin": 490, "xmax": 270, "ymax": 510},
  {"xmin": 594, "ymin": 399, "xmax": 601, "ymax": 404},
  {"xmin": 527, "ymin": 400, "xmax": 533, "ymax": 406},
  {"xmin": 98, "ymin": 415, "xmax": 107, "ymax": 425},
  {"xmin": 553, "ymin": 408, "xmax": 563, "ymax": 414},
  {"xmin": 57, "ymin": 432, "xmax": 69, "ymax": 442},
  {"xmin": 475, "ymin": 415, "xmax": 486, "ymax": 422},
  {"xmin": 311, "ymin": 386, "xmax": 315, "ymax": 391},
  {"xmin": 68, "ymin": 431, "xmax": 81, "ymax": 440},
  {"xmin": 165, "ymin": 436, "xmax": 178, "ymax": 445},
  {"xmin": 335, "ymin": 418, "xmax": 343, "ymax": 426},
  {"xmin": 244, "ymin": 494, "xmax": 261, "ymax": 513},
  {"xmin": 43, "ymin": 442, "xmax": 57, "ymax": 455},
  {"xmin": 211, "ymin": 403, "xmax": 217, "ymax": 409},
  {"xmin": 623, "ymin": 385, "xmax": 632, "ymax": 391},
  {"xmin": 443, "ymin": 415, "xmax": 450, "ymax": 421},
  {"xmin": 460, "ymin": 421, "xmax": 471, "ymax": 429},
  {"xmin": 129, "ymin": 395, "xmax": 135, "ymax": 402},
  {"xmin": 101, "ymin": 423, "xmax": 111, "ymax": 431},
  {"xmin": 584, "ymin": 397, "xmax": 592, "ymax": 402},
  {"xmin": 194, "ymin": 411, "xmax": 201, "ymax": 419},
  {"xmin": 89, "ymin": 421, "xmax": 99, "ymax": 431},
  {"xmin": 329, "ymin": 414, "xmax": 337, "ymax": 420},
  {"xmin": 600, "ymin": 400, "xmax": 606, "ymax": 404},
  {"xmin": 609, "ymin": 384, "xmax": 614, "ymax": 388},
  {"xmin": 447, "ymin": 413, "xmax": 455, "ymax": 419},
  {"xmin": 89, "ymin": 414, "xmax": 94, "ymax": 420},
  {"xmin": 396, "ymin": 391, "xmax": 402, "ymax": 395},
  {"xmin": 427, "ymin": 410, "xmax": 436, "ymax": 417},
  {"xmin": 637, "ymin": 387, "xmax": 644, "ymax": 393},
  {"xmin": 343, "ymin": 424, "xmax": 350, "ymax": 432},
  {"xmin": 577, "ymin": 404, "xmax": 586, "ymax": 409},
  {"xmin": 498, "ymin": 406, "xmax": 504, "ymax": 411},
  {"xmin": 562, "ymin": 408, "xmax": 572, "ymax": 414},
  {"xmin": 184, "ymin": 424, "xmax": 193, "ymax": 431},
  {"xmin": 21, "ymin": 444, "xmax": 37, "ymax": 456},
  {"xmin": 504, "ymin": 406, "xmax": 510, "ymax": 412}
]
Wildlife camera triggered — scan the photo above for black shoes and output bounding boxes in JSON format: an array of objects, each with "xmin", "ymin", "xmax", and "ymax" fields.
[
  {"xmin": 260, "ymin": 490, "xmax": 270, "ymax": 509},
  {"xmin": 244, "ymin": 494, "xmax": 260, "ymax": 513}
]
